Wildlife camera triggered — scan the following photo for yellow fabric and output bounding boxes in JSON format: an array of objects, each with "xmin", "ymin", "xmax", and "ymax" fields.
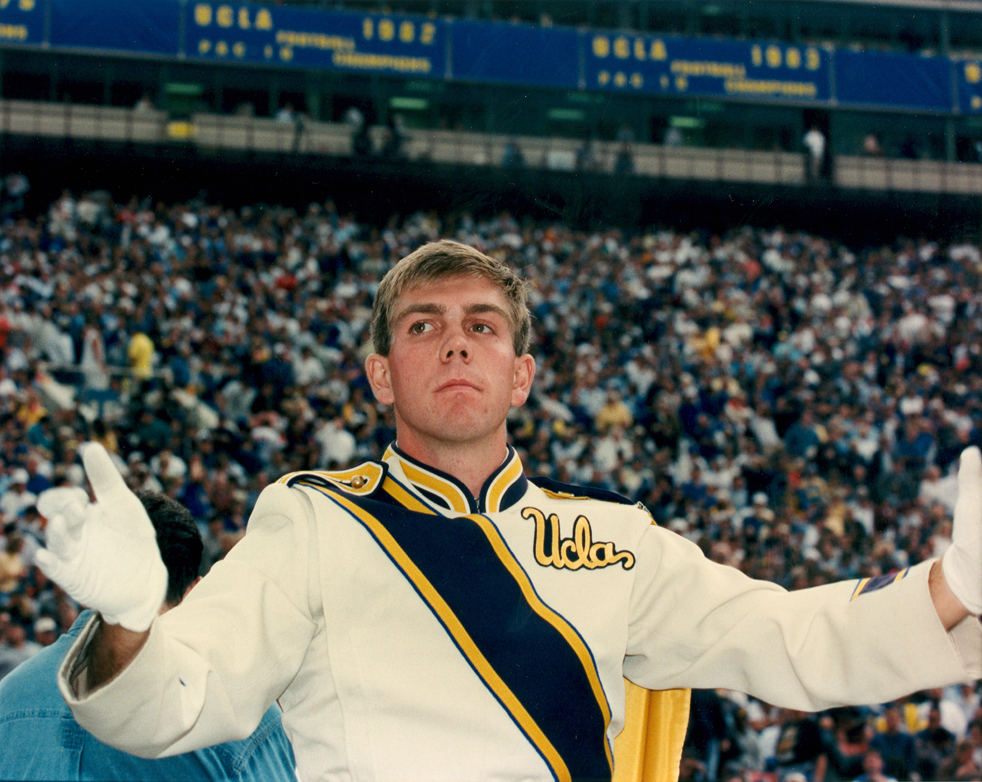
[{"xmin": 612, "ymin": 681, "xmax": 690, "ymax": 782}]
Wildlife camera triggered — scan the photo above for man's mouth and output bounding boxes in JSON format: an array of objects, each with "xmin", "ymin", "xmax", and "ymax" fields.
[{"xmin": 437, "ymin": 379, "xmax": 479, "ymax": 392}]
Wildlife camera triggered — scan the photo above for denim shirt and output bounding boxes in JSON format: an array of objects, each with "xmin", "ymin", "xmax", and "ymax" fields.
[{"xmin": 0, "ymin": 611, "xmax": 297, "ymax": 781}]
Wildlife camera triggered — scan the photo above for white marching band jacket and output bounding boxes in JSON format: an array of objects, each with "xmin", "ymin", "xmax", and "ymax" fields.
[{"xmin": 59, "ymin": 445, "xmax": 981, "ymax": 782}]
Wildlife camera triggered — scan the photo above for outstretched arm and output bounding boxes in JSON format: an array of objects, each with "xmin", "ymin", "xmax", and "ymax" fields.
[
  {"xmin": 58, "ymin": 476, "xmax": 318, "ymax": 759},
  {"xmin": 625, "ymin": 448, "xmax": 981, "ymax": 708},
  {"xmin": 36, "ymin": 443, "xmax": 166, "ymax": 689},
  {"xmin": 934, "ymin": 446, "xmax": 981, "ymax": 630}
]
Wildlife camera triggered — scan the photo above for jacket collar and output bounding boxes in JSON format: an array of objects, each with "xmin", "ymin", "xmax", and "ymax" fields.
[
  {"xmin": 382, "ymin": 443, "xmax": 528, "ymax": 515},
  {"xmin": 69, "ymin": 609, "xmax": 94, "ymax": 637}
]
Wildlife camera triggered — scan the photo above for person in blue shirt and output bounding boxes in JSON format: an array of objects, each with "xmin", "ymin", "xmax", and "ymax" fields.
[{"xmin": 0, "ymin": 489, "xmax": 297, "ymax": 782}]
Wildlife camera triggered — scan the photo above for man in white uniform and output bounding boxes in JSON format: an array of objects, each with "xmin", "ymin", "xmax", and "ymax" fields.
[{"xmin": 38, "ymin": 241, "xmax": 981, "ymax": 782}]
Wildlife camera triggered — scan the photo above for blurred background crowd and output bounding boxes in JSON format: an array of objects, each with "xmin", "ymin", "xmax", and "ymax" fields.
[{"xmin": 0, "ymin": 188, "xmax": 978, "ymax": 781}]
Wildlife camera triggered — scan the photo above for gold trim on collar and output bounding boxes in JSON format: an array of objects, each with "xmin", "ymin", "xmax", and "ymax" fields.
[
  {"xmin": 399, "ymin": 460, "xmax": 471, "ymax": 514},
  {"xmin": 485, "ymin": 454, "xmax": 523, "ymax": 513}
]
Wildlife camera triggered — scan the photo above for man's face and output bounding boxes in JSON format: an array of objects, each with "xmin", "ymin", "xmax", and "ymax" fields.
[{"xmin": 366, "ymin": 275, "xmax": 534, "ymax": 456}]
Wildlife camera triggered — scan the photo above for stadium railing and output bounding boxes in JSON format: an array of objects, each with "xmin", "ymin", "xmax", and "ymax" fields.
[{"xmin": 3, "ymin": 98, "xmax": 981, "ymax": 195}]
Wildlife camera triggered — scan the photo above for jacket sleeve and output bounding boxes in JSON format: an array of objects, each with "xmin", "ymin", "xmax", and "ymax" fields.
[
  {"xmin": 624, "ymin": 525, "xmax": 981, "ymax": 711},
  {"xmin": 57, "ymin": 483, "xmax": 320, "ymax": 758}
]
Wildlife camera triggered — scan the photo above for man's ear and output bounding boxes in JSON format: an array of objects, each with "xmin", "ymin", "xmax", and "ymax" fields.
[
  {"xmin": 365, "ymin": 354, "xmax": 395, "ymax": 405},
  {"xmin": 511, "ymin": 354, "xmax": 536, "ymax": 407}
]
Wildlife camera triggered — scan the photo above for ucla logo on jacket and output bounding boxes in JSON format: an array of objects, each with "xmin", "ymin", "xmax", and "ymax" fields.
[{"xmin": 524, "ymin": 507, "xmax": 636, "ymax": 571}]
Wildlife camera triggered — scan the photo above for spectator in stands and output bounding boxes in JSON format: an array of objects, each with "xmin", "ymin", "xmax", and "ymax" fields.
[
  {"xmin": 314, "ymin": 415, "xmax": 357, "ymax": 469},
  {"xmin": 936, "ymin": 737, "xmax": 981, "ymax": 781},
  {"xmin": 770, "ymin": 708, "xmax": 829, "ymax": 782},
  {"xmin": 32, "ymin": 616, "xmax": 57, "ymax": 648},
  {"xmin": 900, "ymin": 136, "xmax": 918, "ymax": 160},
  {"xmin": 664, "ymin": 125, "xmax": 683, "ymax": 146},
  {"xmin": 0, "ymin": 533, "xmax": 28, "ymax": 593},
  {"xmin": 686, "ymin": 688, "xmax": 733, "ymax": 782},
  {"xmin": 293, "ymin": 344, "xmax": 327, "ymax": 389},
  {"xmin": 870, "ymin": 703, "xmax": 916, "ymax": 781},
  {"xmin": 126, "ymin": 323, "xmax": 155, "ymax": 391},
  {"xmin": 919, "ymin": 462, "xmax": 958, "ymax": 513},
  {"xmin": 914, "ymin": 703, "xmax": 957, "ymax": 780},
  {"xmin": 803, "ymin": 125, "xmax": 826, "ymax": 182},
  {"xmin": 275, "ymin": 103, "xmax": 296, "ymax": 123},
  {"xmin": 79, "ymin": 314, "xmax": 109, "ymax": 391},
  {"xmin": 853, "ymin": 748, "xmax": 897, "ymax": 782},
  {"xmin": 594, "ymin": 387, "xmax": 633, "ymax": 434},
  {"xmin": 349, "ymin": 109, "xmax": 372, "ymax": 156},
  {"xmin": 614, "ymin": 142, "xmax": 634, "ymax": 175},
  {"xmin": 343, "ymin": 106, "xmax": 363, "ymax": 129},
  {"xmin": 576, "ymin": 138, "xmax": 599, "ymax": 172},
  {"xmin": 615, "ymin": 123, "xmax": 636, "ymax": 175},
  {"xmin": 22, "ymin": 455, "xmax": 52, "ymax": 498},
  {"xmin": 502, "ymin": 138, "xmax": 524, "ymax": 168},
  {"xmin": 341, "ymin": 105, "xmax": 370, "ymax": 155},
  {"xmin": 784, "ymin": 410, "xmax": 821, "ymax": 459},
  {"xmin": 133, "ymin": 93, "xmax": 154, "ymax": 112},
  {"xmin": 1, "ymin": 173, "xmax": 29, "ymax": 218},
  {"xmin": 381, "ymin": 114, "xmax": 407, "ymax": 158},
  {"xmin": 862, "ymin": 133, "xmax": 883, "ymax": 156},
  {"xmin": 0, "ymin": 470, "xmax": 36, "ymax": 521},
  {"xmin": 0, "ymin": 621, "xmax": 37, "ymax": 679},
  {"xmin": 816, "ymin": 707, "xmax": 868, "ymax": 781}
]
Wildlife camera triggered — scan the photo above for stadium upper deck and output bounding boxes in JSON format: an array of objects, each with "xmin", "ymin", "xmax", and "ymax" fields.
[
  {"xmin": 0, "ymin": 0, "xmax": 979, "ymax": 241},
  {"xmin": 1, "ymin": 0, "xmax": 980, "ymax": 160}
]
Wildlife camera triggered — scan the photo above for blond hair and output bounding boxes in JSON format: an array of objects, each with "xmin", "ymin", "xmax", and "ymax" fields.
[{"xmin": 370, "ymin": 240, "xmax": 531, "ymax": 357}]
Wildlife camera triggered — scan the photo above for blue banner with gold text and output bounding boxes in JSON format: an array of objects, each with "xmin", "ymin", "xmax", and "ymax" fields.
[
  {"xmin": 185, "ymin": 1, "xmax": 446, "ymax": 78},
  {"xmin": 4, "ymin": 1, "xmax": 974, "ymax": 117},
  {"xmin": 956, "ymin": 59, "xmax": 982, "ymax": 115},
  {"xmin": 0, "ymin": 0, "xmax": 46, "ymax": 47},
  {"xmin": 583, "ymin": 30, "xmax": 831, "ymax": 103}
]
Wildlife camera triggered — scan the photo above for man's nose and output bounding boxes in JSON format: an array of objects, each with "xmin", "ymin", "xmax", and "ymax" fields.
[{"xmin": 442, "ymin": 328, "xmax": 470, "ymax": 360}]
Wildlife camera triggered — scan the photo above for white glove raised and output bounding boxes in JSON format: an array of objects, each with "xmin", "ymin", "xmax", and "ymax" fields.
[
  {"xmin": 35, "ymin": 443, "xmax": 167, "ymax": 631},
  {"xmin": 941, "ymin": 446, "xmax": 982, "ymax": 616}
]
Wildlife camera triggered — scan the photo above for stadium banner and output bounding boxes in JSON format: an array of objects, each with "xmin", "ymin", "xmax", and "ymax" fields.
[
  {"xmin": 11, "ymin": 0, "xmax": 975, "ymax": 118},
  {"xmin": 835, "ymin": 49, "xmax": 951, "ymax": 112},
  {"xmin": 955, "ymin": 59, "xmax": 982, "ymax": 115},
  {"xmin": 0, "ymin": 0, "xmax": 44, "ymax": 47},
  {"xmin": 449, "ymin": 19, "xmax": 578, "ymax": 89},
  {"xmin": 184, "ymin": 2, "xmax": 446, "ymax": 78},
  {"xmin": 49, "ymin": 0, "xmax": 180, "ymax": 55},
  {"xmin": 583, "ymin": 30, "xmax": 831, "ymax": 103}
]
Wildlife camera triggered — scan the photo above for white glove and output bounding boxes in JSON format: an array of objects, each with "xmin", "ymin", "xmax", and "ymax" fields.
[
  {"xmin": 941, "ymin": 446, "xmax": 982, "ymax": 616},
  {"xmin": 35, "ymin": 443, "xmax": 167, "ymax": 631}
]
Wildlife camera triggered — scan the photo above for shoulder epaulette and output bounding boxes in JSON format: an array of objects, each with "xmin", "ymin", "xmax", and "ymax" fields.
[
  {"xmin": 529, "ymin": 476, "xmax": 637, "ymax": 506},
  {"xmin": 279, "ymin": 461, "xmax": 387, "ymax": 496},
  {"xmin": 530, "ymin": 476, "xmax": 656, "ymax": 524}
]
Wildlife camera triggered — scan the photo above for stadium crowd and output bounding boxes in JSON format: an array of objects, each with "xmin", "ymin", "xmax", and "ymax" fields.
[{"xmin": 0, "ymin": 186, "xmax": 979, "ymax": 781}]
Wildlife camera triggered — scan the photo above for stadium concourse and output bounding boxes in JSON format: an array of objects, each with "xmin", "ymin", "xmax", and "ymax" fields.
[{"xmin": 0, "ymin": 189, "xmax": 979, "ymax": 781}]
